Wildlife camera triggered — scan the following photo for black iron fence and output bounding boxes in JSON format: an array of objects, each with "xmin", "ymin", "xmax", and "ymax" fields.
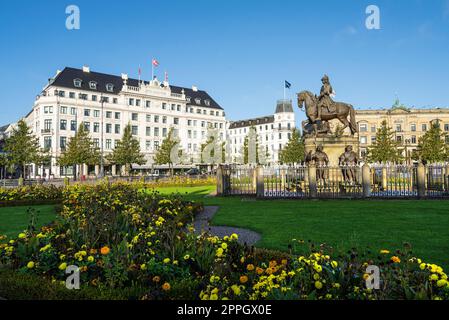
[{"xmin": 217, "ymin": 163, "xmax": 449, "ymax": 199}]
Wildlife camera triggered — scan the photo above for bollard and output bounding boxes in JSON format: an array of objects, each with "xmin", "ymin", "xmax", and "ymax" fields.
[
  {"xmin": 18, "ymin": 177, "xmax": 24, "ymax": 186},
  {"xmin": 381, "ymin": 167, "xmax": 387, "ymax": 191},
  {"xmin": 216, "ymin": 165, "xmax": 223, "ymax": 196},
  {"xmin": 64, "ymin": 177, "xmax": 70, "ymax": 186},
  {"xmin": 417, "ymin": 163, "xmax": 426, "ymax": 199},
  {"xmin": 362, "ymin": 164, "xmax": 371, "ymax": 198}
]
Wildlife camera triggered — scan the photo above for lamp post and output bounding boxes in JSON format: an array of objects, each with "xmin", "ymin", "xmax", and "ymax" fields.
[{"xmin": 99, "ymin": 95, "xmax": 105, "ymax": 178}]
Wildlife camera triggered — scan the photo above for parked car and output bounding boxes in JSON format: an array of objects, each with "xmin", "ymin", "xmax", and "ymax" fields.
[{"xmin": 185, "ymin": 168, "xmax": 201, "ymax": 176}]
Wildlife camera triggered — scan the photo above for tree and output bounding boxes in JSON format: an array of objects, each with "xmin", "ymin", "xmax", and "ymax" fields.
[
  {"xmin": 58, "ymin": 125, "xmax": 99, "ymax": 178},
  {"xmin": 4, "ymin": 119, "xmax": 40, "ymax": 178},
  {"xmin": 154, "ymin": 128, "xmax": 181, "ymax": 175},
  {"xmin": 107, "ymin": 124, "xmax": 145, "ymax": 175},
  {"xmin": 200, "ymin": 129, "xmax": 225, "ymax": 164},
  {"xmin": 34, "ymin": 149, "xmax": 52, "ymax": 178},
  {"xmin": 414, "ymin": 122, "xmax": 449, "ymax": 164},
  {"xmin": 366, "ymin": 120, "xmax": 404, "ymax": 163},
  {"xmin": 279, "ymin": 129, "xmax": 305, "ymax": 164}
]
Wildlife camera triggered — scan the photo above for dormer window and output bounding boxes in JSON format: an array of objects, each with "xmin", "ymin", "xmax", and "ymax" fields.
[
  {"xmin": 106, "ymin": 83, "xmax": 114, "ymax": 92},
  {"xmin": 73, "ymin": 79, "xmax": 82, "ymax": 88},
  {"xmin": 89, "ymin": 81, "xmax": 97, "ymax": 90},
  {"xmin": 204, "ymin": 99, "xmax": 210, "ymax": 106},
  {"xmin": 195, "ymin": 98, "xmax": 201, "ymax": 105},
  {"xmin": 186, "ymin": 96, "xmax": 191, "ymax": 103}
]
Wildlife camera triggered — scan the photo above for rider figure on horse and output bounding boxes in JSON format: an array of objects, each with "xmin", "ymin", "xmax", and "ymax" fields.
[{"xmin": 317, "ymin": 75, "xmax": 336, "ymax": 120}]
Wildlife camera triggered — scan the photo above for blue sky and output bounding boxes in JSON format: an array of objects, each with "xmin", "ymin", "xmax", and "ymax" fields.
[{"xmin": 1, "ymin": 0, "xmax": 449, "ymax": 126}]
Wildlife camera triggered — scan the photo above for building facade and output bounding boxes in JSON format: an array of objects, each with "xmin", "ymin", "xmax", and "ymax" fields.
[
  {"xmin": 9, "ymin": 66, "xmax": 227, "ymax": 178},
  {"xmin": 356, "ymin": 101, "xmax": 449, "ymax": 162},
  {"xmin": 227, "ymin": 100, "xmax": 296, "ymax": 164}
]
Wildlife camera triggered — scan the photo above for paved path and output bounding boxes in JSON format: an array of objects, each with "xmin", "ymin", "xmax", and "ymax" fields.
[{"xmin": 193, "ymin": 206, "xmax": 261, "ymax": 246}]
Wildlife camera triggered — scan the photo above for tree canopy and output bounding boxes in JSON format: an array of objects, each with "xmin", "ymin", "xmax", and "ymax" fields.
[
  {"xmin": 279, "ymin": 129, "xmax": 305, "ymax": 164},
  {"xmin": 366, "ymin": 120, "xmax": 403, "ymax": 163},
  {"xmin": 414, "ymin": 122, "xmax": 449, "ymax": 164}
]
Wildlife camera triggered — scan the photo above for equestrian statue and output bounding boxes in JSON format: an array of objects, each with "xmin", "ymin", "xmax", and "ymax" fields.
[{"xmin": 297, "ymin": 75, "xmax": 358, "ymax": 137}]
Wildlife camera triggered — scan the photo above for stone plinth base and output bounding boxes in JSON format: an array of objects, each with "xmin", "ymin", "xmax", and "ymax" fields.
[{"xmin": 304, "ymin": 136, "xmax": 360, "ymax": 166}]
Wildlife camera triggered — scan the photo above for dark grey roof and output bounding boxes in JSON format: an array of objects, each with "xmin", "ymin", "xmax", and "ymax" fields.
[
  {"xmin": 0, "ymin": 125, "xmax": 9, "ymax": 133},
  {"xmin": 50, "ymin": 67, "xmax": 223, "ymax": 110},
  {"xmin": 275, "ymin": 100, "xmax": 294, "ymax": 113},
  {"xmin": 229, "ymin": 115, "xmax": 274, "ymax": 129}
]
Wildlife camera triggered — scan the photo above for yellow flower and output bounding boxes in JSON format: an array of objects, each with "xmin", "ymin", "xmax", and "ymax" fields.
[
  {"xmin": 315, "ymin": 281, "xmax": 323, "ymax": 289},
  {"xmin": 162, "ymin": 282, "xmax": 171, "ymax": 291},
  {"xmin": 419, "ymin": 263, "xmax": 427, "ymax": 270},
  {"xmin": 437, "ymin": 279, "xmax": 447, "ymax": 287},
  {"xmin": 313, "ymin": 273, "xmax": 320, "ymax": 281},
  {"xmin": 184, "ymin": 254, "xmax": 190, "ymax": 260},
  {"xmin": 221, "ymin": 243, "xmax": 228, "ymax": 250},
  {"xmin": 58, "ymin": 262, "xmax": 67, "ymax": 271},
  {"xmin": 163, "ymin": 258, "xmax": 170, "ymax": 264},
  {"xmin": 331, "ymin": 261, "xmax": 338, "ymax": 268},
  {"xmin": 18, "ymin": 233, "xmax": 26, "ymax": 239},
  {"xmin": 27, "ymin": 261, "xmax": 35, "ymax": 269},
  {"xmin": 216, "ymin": 248, "xmax": 224, "ymax": 257},
  {"xmin": 333, "ymin": 283, "xmax": 341, "ymax": 289},
  {"xmin": 87, "ymin": 256, "xmax": 95, "ymax": 263},
  {"xmin": 140, "ymin": 264, "xmax": 147, "ymax": 271},
  {"xmin": 230, "ymin": 233, "xmax": 239, "ymax": 240},
  {"xmin": 247, "ymin": 264, "xmax": 255, "ymax": 271},
  {"xmin": 314, "ymin": 264, "xmax": 323, "ymax": 273},
  {"xmin": 363, "ymin": 273, "xmax": 370, "ymax": 281},
  {"xmin": 430, "ymin": 274, "xmax": 439, "ymax": 281},
  {"xmin": 380, "ymin": 250, "xmax": 390, "ymax": 254},
  {"xmin": 231, "ymin": 285, "xmax": 241, "ymax": 295},
  {"xmin": 210, "ymin": 294, "xmax": 218, "ymax": 300}
]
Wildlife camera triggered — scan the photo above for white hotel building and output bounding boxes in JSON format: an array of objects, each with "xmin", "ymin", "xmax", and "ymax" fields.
[
  {"xmin": 3, "ymin": 66, "xmax": 296, "ymax": 178},
  {"xmin": 11, "ymin": 66, "xmax": 227, "ymax": 177}
]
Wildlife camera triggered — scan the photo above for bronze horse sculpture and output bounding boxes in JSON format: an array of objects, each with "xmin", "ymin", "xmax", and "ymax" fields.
[{"xmin": 297, "ymin": 90, "xmax": 358, "ymax": 136}]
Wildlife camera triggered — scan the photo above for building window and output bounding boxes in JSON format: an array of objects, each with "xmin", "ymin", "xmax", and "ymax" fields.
[
  {"xmin": 279, "ymin": 133, "xmax": 282, "ymax": 139},
  {"xmin": 106, "ymin": 111, "xmax": 112, "ymax": 119},
  {"xmin": 70, "ymin": 120, "xmax": 76, "ymax": 131},
  {"xmin": 146, "ymin": 100, "xmax": 151, "ymax": 108},
  {"xmin": 129, "ymin": 98, "xmax": 134, "ymax": 106},
  {"xmin": 171, "ymin": 104, "xmax": 175, "ymax": 111},
  {"xmin": 359, "ymin": 123, "xmax": 367, "ymax": 132},
  {"xmin": 79, "ymin": 93, "xmax": 88, "ymax": 100},
  {"xmin": 89, "ymin": 81, "xmax": 97, "ymax": 90},
  {"xmin": 411, "ymin": 124, "xmax": 416, "ymax": 132},
  {"xmin": 146, "ymin": 115, "xmax": 151, "ymax": 122},
  {"xmin": 162, "ymin": 103, "xmax": 167, "ymax": 110},
  {"xmin": 174, "ymin": 118, "xmax": 179, "ymax": 125},
  {"xmin": 411, "ymin": 136, "xmax": 417, "ymax": 144},
  {"xmin": 73, "ymin": 79, "xmax": 82, "ymax": 87},
  {"xmin": 131, "ymin": 126, "xmax": 138, "ymax": 135},
  {"xmin": 154, "ymin": 141, "xmax": 160, "ymax": 150},
  {"xmin": 371, "ymin": 125, "xmax": 376, "ymax": 133},
  {"xmin": 177, "ymin": 105, "xmax": 181, "ymax": 111},
  {"xmin": 69, "ymin": 92, "xmax": 75, "ymax": 99},
  {"xmin": 396, "ymin": 135, "xmax": 402, "ymax": 143},
  {"xmin": 146, "ymin": 141, "xmax": 151, "ymax": 151},
  {"xmin": 84, "ymin": 109, "xmax": 90, "ymax": 117},
  {"xmin": 60, "ymin": 106, "xmax": 67, "ymax": 114},
  {"xmin": 422, "ymin": 124, "xmax": 427, "ymax": 132},
  {"xmin": 44, "ymin": 137, "xmax": 52, "ymax": 150},
  {"xmin": 162, "ymin": 128, "xmax": 167, "ymax": 137},
  {"xmin": 60, "ymin": 137, "xmax": 67, "ymax": 151},
  {"xmin": 154, "ymin": 115, "xmax": 159, "ymax": 123},
  {"xmin": 360, "ymin": 136, "xmax": 367, "ymax": 144},
  {"xmin": 92, "ymin": 95, "xmax": 97, "ymax": 102},
  {"xmin": 162, "ymin": 116, "xmax": 167, "ymax": 124},
  {"xmin": 445, "ymin": 124, "xmax": 449, "ymax": 132},
  {"xmin": 154, "ymin": 127, "xmax": 159, "ymax": 137},
  {"xmin": 204, "ymin": 100, "xmax": 210, "ymax": 106},
  {"xmin": 106, "ymin": 84, "xmax": 114, "ymax": 92},
  {"xmin": 44, "ymin": 119, "xmax": 52, "ymax": 131},
  {"xmin": 136, "ymin": 99, "xmax": 141, "ymax": 107},
  {"xmin": 132, "ymin": 113, "xmax": 138, "ymax": 121},
  {"xmin": 106, "ymin": 139, "xmax": 112, "ymax": 149},
  {"xmin": 70, "ymin": 107, "xmax": 76, "ymax": 115},
  {"xmin": 106, "ymin": 124, "xmax": 112, "ymax": 133},
  {"xmin": 44, "ymin": 106, "xmax": 53, "ymax": 114},
  {"xmin": 146, "ymin": 127, "xmax": 151, "ymax": 136},
  {"xmin": 93, "ymin": 138, "xmax": 99, "ymax": 148},
  {"xmin": 93, "ymin": 110, "xmax": 100, "ymax": 118},
  {"xmin": 115, "ymin": 112, "xmax": 120, "ymax": 120},
  {"xmin": 84, "ymin": 122, "xmax": 90, "ymax": 132},
  {"xmin": 60, "ymin": 120, "xmax": 67, "ymax": 130},
  {"xmin": 396, "ymin": 124, "xmax": 402, "ymax": 132},
  {"xmin": 92, "ymin": 122, "xmax": 99, "ymax": 133},
  {"xmin": 115, "ymin": 124, "xmax": 120, "ymax": 134},
  {"xmin": 195, "ymin": 98, "xmax": 201, "ymax": 105}
]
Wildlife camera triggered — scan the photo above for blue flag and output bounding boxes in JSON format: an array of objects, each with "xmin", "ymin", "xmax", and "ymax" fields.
[{"xmin": 285, "ymin": 80, "xmax": 292, "ymax": 89}]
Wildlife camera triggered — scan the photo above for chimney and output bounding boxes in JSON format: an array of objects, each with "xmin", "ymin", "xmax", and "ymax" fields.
[
  {"xmin": 121, "ymin": 73, "xmax": 128, "ymax": 80},
  {"xmin": 192, "ymin": 85, "xmax": 198, "ymax": 92},
  {"xmin": 82, "ymin": 65, "xmax": 90, "ymax": 73}
]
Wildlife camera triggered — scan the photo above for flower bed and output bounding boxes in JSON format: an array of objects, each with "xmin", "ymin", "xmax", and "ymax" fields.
[
  {"xmin": 0, "ymin": 182, "xmax": 448, "ymax": 300},
  {"xmin": 145, "ymin": 176, "xmax": 216, "ymax": 188},
  {"xmin": 0, "ymin": 185, "xmax": 63, "ymax": 205}
]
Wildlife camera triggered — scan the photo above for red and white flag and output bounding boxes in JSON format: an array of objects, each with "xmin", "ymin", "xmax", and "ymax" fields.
[{"xmin": 152, "ymin": 58, "xmax": 159, "ymax": 67}]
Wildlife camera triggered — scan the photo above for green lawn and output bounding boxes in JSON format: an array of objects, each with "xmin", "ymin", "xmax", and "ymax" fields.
[
  {"xmin": 0, "ymin": 205, "xmax": 57, "ymax": 238},
  {"xmin": 1, "ymin": 186, "xmax": 449, "ymax": 269}
]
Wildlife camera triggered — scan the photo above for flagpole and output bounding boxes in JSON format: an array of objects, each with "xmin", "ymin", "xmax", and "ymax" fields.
[{"xmin": 152, "ymin": 59, "xmax": 154, "ymax": 81}]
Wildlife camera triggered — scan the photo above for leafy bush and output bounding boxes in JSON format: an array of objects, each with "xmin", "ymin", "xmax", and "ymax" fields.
[{"xmin": 0, "ymin": 185, "xmax": 63, "ymax": 203}]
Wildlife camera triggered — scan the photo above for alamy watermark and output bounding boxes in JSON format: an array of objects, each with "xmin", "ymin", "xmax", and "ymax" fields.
[
  {"xmin": 65, "ymin": 265, "xmax": 80, "ymax": 290},
  {"xmin": 66, "ymin": 5, "xmax": 80, "ymax": 30},
  {"xmin": 365, "ymin": 5, "xmax": 381, "ymax": 30}
]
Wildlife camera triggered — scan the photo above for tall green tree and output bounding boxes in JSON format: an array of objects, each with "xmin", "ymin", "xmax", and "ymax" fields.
[
  {"xmin": 154, "ymin": 128, "xmax": 181, "ymax": 175},
  {"xmin": 243, "ymin": 126, "xmax": 268, "ymax": 164},
  {"xmin": 279, "ymin": 129, "xmax": 305, "ymax": 164},
  {"xmin": 414, "ymin": 122, "xmax": 449, "ymax": 164},
  {"xmin": 58, "ymin": 125, "xmax": 99, "ymax": 177},
  {"xmin": 4, "ymin": 120, "xmax": 40, "ymax": 178},
  {"xmin": 366, "ymin": 120, "xmax": 404, "ymax": 163},
  {"xmin": 107, "ymin": 124, "xmax": 145, "ymax": 175}
]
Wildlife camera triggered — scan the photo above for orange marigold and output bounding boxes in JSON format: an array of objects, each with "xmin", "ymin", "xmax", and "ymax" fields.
[
  {"xmin": 162, "ymin": 282, "xmax": 171, "ymax": 291},
  {"xmin": 152, "ymin": 276, "xmax": 161, "ymax": 283},
  {"xmin": 247, "ymin": 264, "xmax": 255, "ymax": 271},
  {"xmin": 391, "ymin": 256, "xmax": 401, "ymax": 263},
  {"xmin": 100, "ymin": 246, "xmax": 110, "ymax": 255},
  {"xmin": 256, "ymin": 267, "xmax": 264, "ymax": 275},
  {"xmin": 240, "ymin": 275, "xmax": 249, "ymax": 284}
]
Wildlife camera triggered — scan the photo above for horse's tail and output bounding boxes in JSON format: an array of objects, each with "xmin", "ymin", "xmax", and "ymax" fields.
[{"xmin": 349, "ymin": 105, "xmax": 358, "ymax": 134}]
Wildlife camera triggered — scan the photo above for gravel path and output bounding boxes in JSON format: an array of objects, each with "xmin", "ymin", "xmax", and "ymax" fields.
[{"xmin": 193, "ymin": 206, "xmax": 261, "ymax": 246}]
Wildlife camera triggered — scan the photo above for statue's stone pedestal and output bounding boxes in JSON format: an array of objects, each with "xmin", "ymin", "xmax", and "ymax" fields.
[{"xmin": 304, "ymin": 136, "xmax": 360, "ymax": 166}]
